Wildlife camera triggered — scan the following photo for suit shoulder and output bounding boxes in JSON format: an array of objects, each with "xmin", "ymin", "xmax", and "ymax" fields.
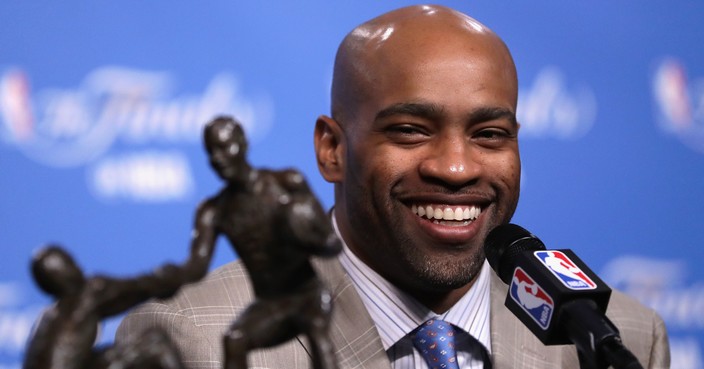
[
  {"xmin": 172, "ymin": 260, "xmax": 253, "ymax": 311},
  {"xmin": 606, "ymin": 288, "xmax": 665, "ymax": 335},
  {"xmin": 116, "ymin": 260, "xmax": 254, "ymax": 355},
  {"xmin": 606, "ymin": 289, "xmax": 670, "ymax": 368},
  {"xmin": 119, "ymin": 260, "xmax": 253, "ymax": 329},
  {"xmin": 607, "ymin": 289, "xmax": 660, "ymax": 322}
]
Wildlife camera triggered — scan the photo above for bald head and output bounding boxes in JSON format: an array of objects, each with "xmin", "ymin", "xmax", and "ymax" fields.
[{"xmin": 331, "ymin": 5, "xmax": 517, "ymax": 124}]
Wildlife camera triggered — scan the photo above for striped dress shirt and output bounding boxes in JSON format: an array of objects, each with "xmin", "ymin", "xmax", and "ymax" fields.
[{"xmin": 333, "ymin": 216, "xmax": 492, "ymax": 369}]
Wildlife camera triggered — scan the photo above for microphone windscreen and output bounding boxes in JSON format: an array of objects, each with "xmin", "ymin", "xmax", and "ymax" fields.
[{"xmin": 484, "ymin": 223, "xmax": 546, "ymax": 284}]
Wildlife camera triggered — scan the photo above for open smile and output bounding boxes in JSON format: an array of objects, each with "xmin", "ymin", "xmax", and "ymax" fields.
[{"xmin": 411, "ymin": 204, "xmax": 481, "ymax": 226}]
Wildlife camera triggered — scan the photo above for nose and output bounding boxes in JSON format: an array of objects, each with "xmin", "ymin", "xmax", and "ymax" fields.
[
  {"xmin": 210, "ymin": 150, "xmax": 224, "ymax": 164},
  {"xmin": 418, "ymin": 135, "xmax": 481, "ymax": 187},
  {"xmin": 209, "ymin": 148, "xmax": 230, "ymax": 167}
]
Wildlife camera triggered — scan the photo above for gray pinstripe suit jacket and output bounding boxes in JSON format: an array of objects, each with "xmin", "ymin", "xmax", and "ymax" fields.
[{"xmin": 115, "ymin": 257, "xmax": 670, "ymax": 369}]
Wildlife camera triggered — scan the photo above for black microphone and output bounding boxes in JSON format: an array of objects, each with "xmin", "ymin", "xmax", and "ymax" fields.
[{"xmin": 484, "ymin": 224, "xmax": 643, "ymax": 369}]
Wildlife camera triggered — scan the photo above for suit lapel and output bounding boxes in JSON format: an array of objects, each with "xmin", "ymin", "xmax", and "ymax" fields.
[{"xmin": 309, "ymin": 257, "xmax": 391, "ymax": 369}]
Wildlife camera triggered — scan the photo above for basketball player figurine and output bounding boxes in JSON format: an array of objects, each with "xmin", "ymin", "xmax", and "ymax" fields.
[
  {"xmin": 184, "ymin": 116, "xmax": 342, "ymax": 369},
  {"xmin": 24, "ymin": 245, "xmax": 187, "ymax": 369}
]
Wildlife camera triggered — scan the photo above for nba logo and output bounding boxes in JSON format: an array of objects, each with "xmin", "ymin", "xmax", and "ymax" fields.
[
  {"xmin": 509, "ymin": 267, "xmax": 554, "ymax": 330},
  {"xmin": 534, "ymin": 250, "xmax": 596, "ymax": 290}
]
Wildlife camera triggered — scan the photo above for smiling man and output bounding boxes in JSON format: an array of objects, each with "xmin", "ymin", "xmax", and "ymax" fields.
[
  {"xmin": 116, "ymin": 5, "xmax": 669, "ymax": 369},
  {"xmin": 315, "ymin": 4, "xmax": 520, "ymax": 316}
]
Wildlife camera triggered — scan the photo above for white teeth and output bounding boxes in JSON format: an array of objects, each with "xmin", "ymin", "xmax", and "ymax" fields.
[
  {"xmin": 411, "ymin": 204, "xmax": 481, "ymax": 222},
  {"xmin": 443, "ymin": 208, "xmax": 454, "ymax": 220}
]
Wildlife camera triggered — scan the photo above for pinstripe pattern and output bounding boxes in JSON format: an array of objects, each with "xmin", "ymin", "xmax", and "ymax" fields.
[
  {"xmin": 116, "ymin": 257, "xmax": 390, "ymax": 369},
  {"xmin": 116, "ymin": 252, "xmax": 670, "ymax": 369},
  {"xmin": 338, "ymin": 241, "xmax": 491, "ymax": 369}
]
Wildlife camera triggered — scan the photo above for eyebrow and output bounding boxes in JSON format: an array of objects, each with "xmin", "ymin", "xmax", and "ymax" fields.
[
  {"xmin": 375, "ymin": 102, "xmax": 444, "ymax": 121},
  {"xmin": 375, "ymin": 102, "xmax": 517, "ymax": 126},
  {"xmin": 468, "ymin": 106, "xmax": 518, "ymax": 126}
]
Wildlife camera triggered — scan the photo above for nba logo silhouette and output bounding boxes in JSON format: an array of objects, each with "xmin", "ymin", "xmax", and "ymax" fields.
[
  {"xmin": 534, "ymin": 250, "xmax": 596, "ymax": 290},
  {"xmin": 509, "ymin": 267, "xmax": 554, "ymax": 330}
]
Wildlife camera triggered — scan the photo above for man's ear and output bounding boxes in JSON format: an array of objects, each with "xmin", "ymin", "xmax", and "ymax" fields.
[{"xmin": 314, "ymin": 115, "xmax": 344, "ymax": 183}]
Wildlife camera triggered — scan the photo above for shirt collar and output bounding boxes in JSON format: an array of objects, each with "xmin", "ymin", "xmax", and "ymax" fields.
[{"xmin": 332, "ymin": 213, "xmax": 492, "ymax": 353}]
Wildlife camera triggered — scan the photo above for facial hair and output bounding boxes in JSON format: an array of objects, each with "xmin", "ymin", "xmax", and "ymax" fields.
[{"xmin": 393, "ymin": 228, "xmax": 486, "ymax": 291}]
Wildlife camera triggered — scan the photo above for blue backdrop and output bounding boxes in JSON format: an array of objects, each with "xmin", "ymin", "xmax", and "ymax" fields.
[{"xmin": 2, "ymin": 2, "xmax": 703, "ymax": 368}]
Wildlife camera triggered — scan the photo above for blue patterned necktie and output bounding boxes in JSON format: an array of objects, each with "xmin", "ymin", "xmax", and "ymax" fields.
[{"xmin": 412, "ymin": 319, "xmax": 460, "ymax": 369}]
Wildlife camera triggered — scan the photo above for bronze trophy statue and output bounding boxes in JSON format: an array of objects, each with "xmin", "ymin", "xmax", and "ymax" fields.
[
  {"xmin": 24, "ymin": 245, "xmax": 189, "ymax": 369},
  {"xmin": 183, "ymin": 116, "xmax": 342, "ymax": 369}
]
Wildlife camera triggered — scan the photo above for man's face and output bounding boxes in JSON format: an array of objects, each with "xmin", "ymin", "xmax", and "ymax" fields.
[{"xmin": 333, "ymin": 31, "xmax": 521, "ymax": 295}]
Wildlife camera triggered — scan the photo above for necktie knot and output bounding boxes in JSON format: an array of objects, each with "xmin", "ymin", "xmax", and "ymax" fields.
[{"xmin": 412, "ymin": 319, "xmax": 459, "ymax": 369}]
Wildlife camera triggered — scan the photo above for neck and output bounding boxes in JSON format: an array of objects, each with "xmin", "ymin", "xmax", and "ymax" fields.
[{"xmin": 226, "ymin": 166, "xmax": 255, "ymax": 187}]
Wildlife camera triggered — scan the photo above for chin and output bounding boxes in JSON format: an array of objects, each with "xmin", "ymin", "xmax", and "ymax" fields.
[{"xmin": 403, "ymin": 247, "xmax": 485, "ymax": 290}]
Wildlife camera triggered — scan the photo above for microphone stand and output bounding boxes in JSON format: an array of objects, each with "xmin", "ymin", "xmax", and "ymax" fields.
[{"xmin": 562, "ymin": 300, "xmax": 644, "ymax": 369}]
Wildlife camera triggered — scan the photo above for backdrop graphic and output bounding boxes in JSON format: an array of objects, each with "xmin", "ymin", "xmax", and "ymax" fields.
[{"xmin": 1, "ymin": 2, "xmax": 702, "ymax": 368}]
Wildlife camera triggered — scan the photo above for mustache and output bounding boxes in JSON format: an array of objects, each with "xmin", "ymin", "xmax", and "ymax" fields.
[{"xmin": 393, "ymin": 185, "xmax": 495, "ymax": 201}]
